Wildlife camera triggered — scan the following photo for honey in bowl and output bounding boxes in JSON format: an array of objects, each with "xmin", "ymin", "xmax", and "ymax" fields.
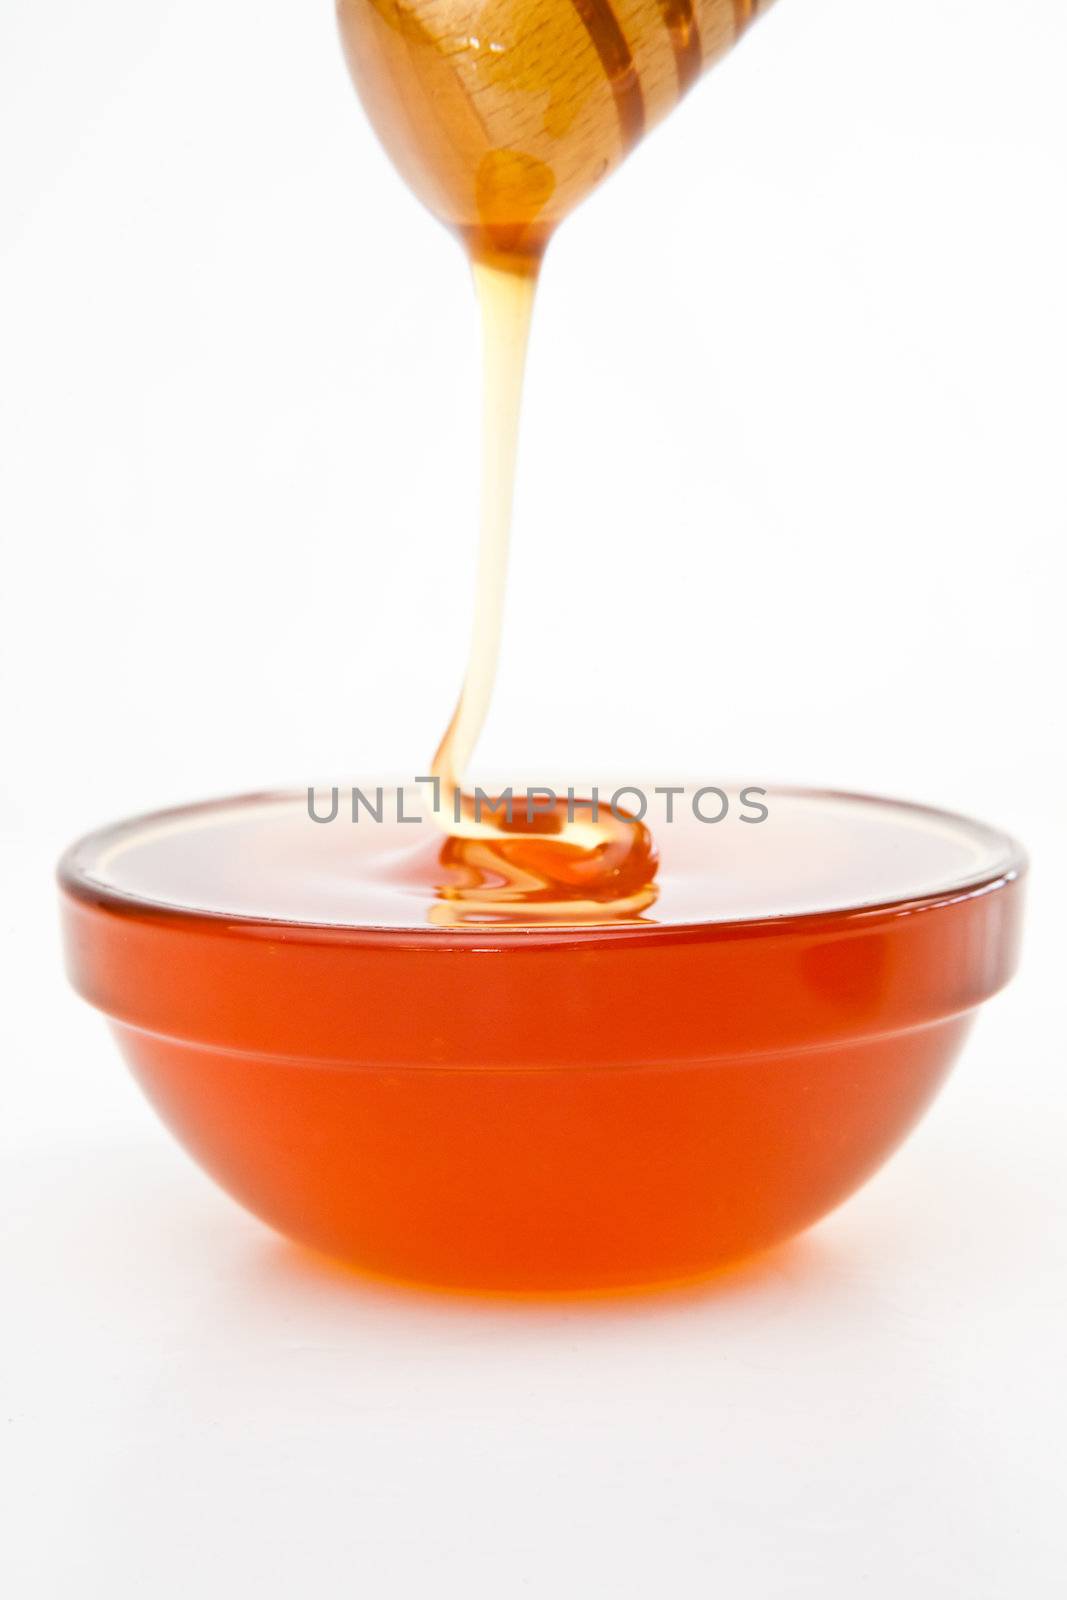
[{"xmin": 60, "ymin": 790, "xmax": 1024, "ymax": 1291}]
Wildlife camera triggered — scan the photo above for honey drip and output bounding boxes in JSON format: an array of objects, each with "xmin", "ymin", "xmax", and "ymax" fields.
[{"xmin": 336, "ymin": 0, "xmax": 776, "ymax": 922}]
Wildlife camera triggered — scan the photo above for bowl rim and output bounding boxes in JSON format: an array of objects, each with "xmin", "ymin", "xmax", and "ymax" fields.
[{"xmin": 56, "ymin": 785, "xmax": 1028, "ymax": 951}]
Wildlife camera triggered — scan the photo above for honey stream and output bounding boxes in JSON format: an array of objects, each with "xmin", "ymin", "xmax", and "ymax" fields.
[{"xmin": 337, "ymin": 0, "xmax": 776, "ymax": 921}]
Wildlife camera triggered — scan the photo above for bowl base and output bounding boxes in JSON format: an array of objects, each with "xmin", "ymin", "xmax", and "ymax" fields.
[{"xmin": 114, "ymin": 1015, "xmax": 971, "ymax": 1294}]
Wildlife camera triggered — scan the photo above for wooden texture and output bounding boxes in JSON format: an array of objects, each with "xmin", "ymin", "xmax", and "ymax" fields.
[{"xmin": 337, "ymin": 0, "xmax": 775, "ymax": 264}]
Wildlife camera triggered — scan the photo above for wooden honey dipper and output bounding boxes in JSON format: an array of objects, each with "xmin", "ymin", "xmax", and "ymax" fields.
[{"xmin": 337, "ymin": 0, "xmax": 777, "ymax": 270}]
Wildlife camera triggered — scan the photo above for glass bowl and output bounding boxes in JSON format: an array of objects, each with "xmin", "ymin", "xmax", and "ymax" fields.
[{"xmin": 58, "ymin": 787, "xmax": 1025, "ymax": 1293}]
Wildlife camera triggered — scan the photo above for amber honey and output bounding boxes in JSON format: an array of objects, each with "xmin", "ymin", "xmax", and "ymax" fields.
[{"xmin": 60, "ymin": 791, "xmax": 1024, "ymax": 1291}]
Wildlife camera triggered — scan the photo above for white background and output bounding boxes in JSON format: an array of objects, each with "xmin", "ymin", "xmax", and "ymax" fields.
[{"xmin": 2, "ymin": 0, "xmax": 1065, "ymax": 1593}]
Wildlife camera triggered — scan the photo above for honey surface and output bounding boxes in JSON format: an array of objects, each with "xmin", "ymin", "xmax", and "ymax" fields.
[{"xmin": 76, "ymin": 790, "xmax": 1016, "ymax": 930}]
